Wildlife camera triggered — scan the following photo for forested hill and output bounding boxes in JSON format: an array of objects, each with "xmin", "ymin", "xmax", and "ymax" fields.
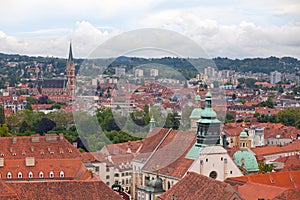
[
  {"xmin": 1, "ymin": 52, "xmax": 299, "ymax": 77},
  {"xmin": 212, "ymin": 56, "xmax": 300, "ymax": 74}
]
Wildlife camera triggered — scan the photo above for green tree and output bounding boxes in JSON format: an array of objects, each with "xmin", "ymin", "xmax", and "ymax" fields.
[
  {"xmin": 0, "ymin": 105, "xmax": 5, "ymax": 124},
  {"xmin": 164, "ymin": 111, "xmax": 180, "ymax": 130}
]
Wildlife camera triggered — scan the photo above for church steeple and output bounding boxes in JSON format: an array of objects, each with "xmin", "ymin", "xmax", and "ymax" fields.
[
  {"xmin": 66, "ymin": 42, "xmax": 75, "ymax": 98},
  {"xmin": 196, "ymin": 89, "xmax": 221, "ymax": 146},
  {"xmin": 68, "ymin": 42, "xmax": 74, "ymax": 64}
]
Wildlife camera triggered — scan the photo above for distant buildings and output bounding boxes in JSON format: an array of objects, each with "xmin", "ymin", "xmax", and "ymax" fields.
[
  {"xmin": 135, "ymin": 69, "xmax": 144, "ymax": 77},
  {"xmin": 115, "ymin": 67, "xmax": 126, "ymax": 77},
  {"xmin": 150, "ymin": 69, "xmax": 158, "ymax": 77},
  {"xmin": 270, "ymin": 70, "xmax": 282, "ymax": 84}
]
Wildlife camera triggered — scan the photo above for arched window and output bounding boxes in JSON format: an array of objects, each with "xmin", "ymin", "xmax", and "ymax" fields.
[
  {"xmin": 49, "ymin": 171, "xmax": 54, "ymax": 178},
  {"xmin": 7, "ymin": 172, "xmax": 12, "ymax": 179},
  {"xmin": 28, "ymin": 172, "xmax": 33, "ymax": 179},
  {"xmin": 167, "ymin": 181, "xmax": 171, "ymax": 189},
  {"xmin": 59, "ymin": 171, "xmax": 64, "ymax": 178},
  {"xmin": 18, "ymin": 172, "xmax": 22, "ymax": 179},
  {"xmin": 39, "ymin": 171, "xmax": 44, "ymax": 178}
]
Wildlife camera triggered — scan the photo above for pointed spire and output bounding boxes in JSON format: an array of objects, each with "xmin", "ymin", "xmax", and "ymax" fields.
[{"xmin": 68, "ymin": 42, "xmax": 74, "ymax": 63}]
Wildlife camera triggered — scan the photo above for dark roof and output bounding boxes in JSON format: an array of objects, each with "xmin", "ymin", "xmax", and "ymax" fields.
[
  {"xmin": 36, "ymin": 79, "xmax": 67, "ymax": 88},
  {"xmin": 68, "ymin": 42, "xmax": 74, "ymax": 63}
]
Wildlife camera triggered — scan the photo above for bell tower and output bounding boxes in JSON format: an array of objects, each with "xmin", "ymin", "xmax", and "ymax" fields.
[
  {"xmin": 66, "ymin": 43, "xmax": 76, "ymax": 98},
  {"xmin": 196, "ymin": 90, "xmax": 221, "ymax": 146}
]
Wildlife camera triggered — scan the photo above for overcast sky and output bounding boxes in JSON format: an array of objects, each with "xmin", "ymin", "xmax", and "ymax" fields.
[{"xmin": 0, "ymin": 0, "xmax": 299, "ymax": 59}]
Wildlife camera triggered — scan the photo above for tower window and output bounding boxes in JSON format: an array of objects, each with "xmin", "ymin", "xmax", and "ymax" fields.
[
  {"xmin": 206, "ymin": 158, "xmax": 208, "ymax": 162},
  {"xmin": 39, "ymin": 171, "xmax": 44, "ymax": 178}
]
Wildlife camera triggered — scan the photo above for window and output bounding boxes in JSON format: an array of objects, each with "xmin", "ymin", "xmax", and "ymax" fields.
[
  {"xmin": 7, "ymin": 172, "xmax": 12, "ymax": 179},
  {"xmin": 126, "ymin": 179, "xmax": 129, "ymax": 184},
  {"xmin": 114, "ymin": 173, "xmax": 119, "ymax": 177},
  {"xmin": 106, "ymin": 175, "xmax": 110, "ymax": 179},
  {"xmin": 49, "ymin": 171, "xmax": 54, "ymax": 178},
  {"xmin": 209, "ymin": 171, "xmax": 217, "ymax": 179},
  {"xmin": 60, "ymin": 171, "xmax": 64, "ymax": 178},
  {"xmin": 106, "ymin": 182, "xmax": 110, "ymax": 186},
  {"xmin": 221, "ymin": 157, "xmax": 223, "ymax": 161},
  {"xmin": 18, "ymin": 172, "xmax": 22, "ymax": 179},
  {"xmin": 106, "ymin": 168, "xmax": 110, "ymax": 172},
  {"xmin": 28, "ymin": 172, "xmax": 33, "ymax": 179},
  {"xmin": 230, "ymin": 171, "xmax": 233, "ymax": 174},
  {"xmin": 206, "ymin": 158, "xmax": 208, "ymax": 162},
  {"xmin": 95, "ymin": 166, "xmax": 99, "ymax": 172},
  {"xmin": 39, "ymin": 171, "xmax": 44, "ymax": 178},
  {"xmin": 122, "ymin": 179, "xmax": 125, "ymax": 184}
]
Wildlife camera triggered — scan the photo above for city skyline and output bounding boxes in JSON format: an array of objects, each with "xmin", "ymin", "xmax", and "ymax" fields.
[{"xmin": 0, "ymin": 0, "xmax": 299, "ymax": 59}]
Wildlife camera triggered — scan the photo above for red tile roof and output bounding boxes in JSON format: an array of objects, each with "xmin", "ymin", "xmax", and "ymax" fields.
[
  {"xmin": 251, "ymin": 140, "xmax": 300, "ymax": 160},
  {"xmin": 274, "ymin": 155, "xmax": 300, "ymax": 171},
  {"xmin": 237, "ymin": 182, "xmax": 288, "ymax": 200},
  {"xmin": 3, "ymin": 180, "xmax": 123, "ymax": 200},
  {"xmin": 225, "ymin": 170, "xmax": 300, "ymax": 189},
  {"xmin": 143, "ymin": 130, "xmax": 196, "ymax": 179},
  {"xmin": 159, "ymin": 172, "xmax": 241, "ymax": 200}
]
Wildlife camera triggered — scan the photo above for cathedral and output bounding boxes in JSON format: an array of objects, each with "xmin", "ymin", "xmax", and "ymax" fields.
[
  {"xmin": 34, "ymin": 43, "xmax": 76, "ymax": 103},
  {"xmin": 133, "ymin": 90, "xmax": 243, "ymax": 200}
]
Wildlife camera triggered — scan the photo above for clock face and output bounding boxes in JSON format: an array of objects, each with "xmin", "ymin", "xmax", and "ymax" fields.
[{"xmin": 209, "ymin": 171, "xmax": 217, "ymax": 179}]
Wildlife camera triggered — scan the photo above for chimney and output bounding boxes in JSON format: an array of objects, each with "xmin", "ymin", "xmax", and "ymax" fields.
[
  {"xmin": 31, "ymin": 134, "xmax": 40, "ymax": 143},
  {"xmin": 12, "ymin": 136, "xmax": 17, "ymax": 144},
  {"xmin": 59, "ymin": 133, "xmax": 64, "ymax": 141}
]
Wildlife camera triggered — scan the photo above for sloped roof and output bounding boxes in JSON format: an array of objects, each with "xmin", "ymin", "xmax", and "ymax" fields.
[
  {"xmin": 143, "ymin": 130, "xmax": 196, "ymax": 179},
  {"xmin": 159, "ymin": 172, "xmax": 241, "ymax": 200},
  {"xmin": 237, "ymin": 182, "xmax": 288, "ymax": 200},
  {"xmin": 225, "ymin": 170, "xmax": 300, "ymax": 189},
  {"xmin": 251, "ymin": 140, "xmax": 300, "ymax": 159},
  {"xmin": 5, "ymin": 180, "xmax": 122, "ymax": 200}
]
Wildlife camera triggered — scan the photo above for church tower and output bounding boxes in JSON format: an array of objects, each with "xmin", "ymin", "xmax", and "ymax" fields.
[
  {"xmin": 66, "ymin": 43, "xmax": 76, "ymax": 98},
  {"xmin": 196, "ymin": 90, "xmax": 221, "ymax": 146}
]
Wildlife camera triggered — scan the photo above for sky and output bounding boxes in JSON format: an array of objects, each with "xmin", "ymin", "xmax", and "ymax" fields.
[{"xmin": 0, "ymin": 0, "xmax": 299, "ymax": 59}]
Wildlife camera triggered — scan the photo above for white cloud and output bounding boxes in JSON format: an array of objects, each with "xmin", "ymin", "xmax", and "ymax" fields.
[
  {"xmin": 0, "ymin": 1, "xmax": 299, "ymax": 58},
  {"xmin": 0, "ymin": 21, "xmax": 119, "ymax": 57}
]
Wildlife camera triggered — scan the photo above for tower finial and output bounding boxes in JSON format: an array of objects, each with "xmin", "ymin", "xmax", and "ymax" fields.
[{"xmin": 68, "ymin": 42, "xmax": 73, "ymax": 63}]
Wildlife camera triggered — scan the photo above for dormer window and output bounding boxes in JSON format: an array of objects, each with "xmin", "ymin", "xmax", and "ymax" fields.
[
  {"xmin": 28, "ymin": 172, "xmax": 33, "ymax": 178},
  {"xmin": 12, "ymin": 153, "xmax": 16, "ymax": 156},
  {"xmin": 59, "ymin": 171, "xmax": 64, "ymax": 178},
  {"xmin": 0, "ymin": 153, "xmax": 4, "ymax": 156},
  {"xmin": 40, "ymin": 151, "xmax": 44, "ymax": 155},
  {"xmin": 39, "ymin": 171, "xmax": 44, "ymax": 178},
  {"xmin": 49, "ymin": 171, "xmax": 54, "ymax": 178},
  {"xmin": 18, "ymin": 172, "xmax": 22, "ymax": 179},
  {"xmin": 68, "ymin": 149, "xmax": 72, "ymax": 153},
  {"xmin": 7, "ymin": 172, "xmax": 12, "ymax": 179}
]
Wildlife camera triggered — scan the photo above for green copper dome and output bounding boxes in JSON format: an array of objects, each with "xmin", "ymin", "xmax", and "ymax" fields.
[
  {"xmin": 195, "ymin": 94, "xmax": 201, "ymax": 101},
  {"xmin": 190, "ymin": 108, "xmax": 203, "ymax": 119},
  {"xmin": 233, "ymin": 150, "xmax": 259, "ymax": 172},
  {"xmin": 201, "ymin": 108, "xmax": 217, "ymax": 118},
  {"xmin": 240, "ymin": 131, "xmax": 248, "ymax": 137}
]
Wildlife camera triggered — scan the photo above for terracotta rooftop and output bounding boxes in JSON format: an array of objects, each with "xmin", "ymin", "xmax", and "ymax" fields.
[
  {"xmin": 223, "ymin": 126, "xmax": 243, "ymax": 137},
  {"xmin": 101, "ymin": 140, "xmax": 143, "ymax": 156},
  {"xmin": 143, "ymin": 130, "xmax": 196, "ymax": 179},
  {"xmin": 236, "ymin": 182, "xmax": 288, "ymax": 200},
  {"xmin": 225, "ymin": 170, "xmax": 300, "ymax": 189},
  {"xmin": 274, "ymin": 155, "xmax": 300, "ymax": 171},
  {"xmin": 0, "ymin": 134, "xmax": 81, "ymax": 160},
  {"xmin": 1, "ymin": 180, "xmax": 123, "ymax": 200},
  {"xmin": 251, "ymin": 140, "xmax": 300, "ymax": 160},
  {"xmin": 159, "ymin": 172, "xmax": 241, "ymax": 200}
]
